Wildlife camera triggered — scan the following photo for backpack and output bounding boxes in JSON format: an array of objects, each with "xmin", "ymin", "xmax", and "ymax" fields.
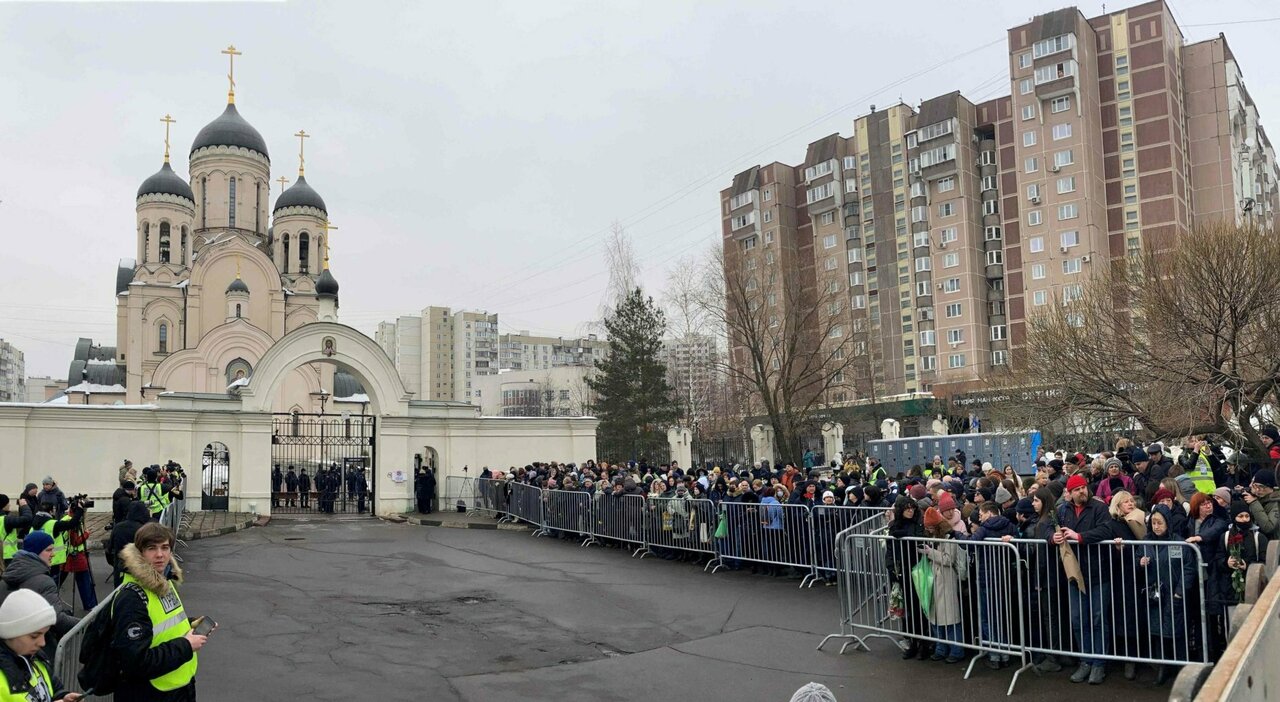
[{"xmin": 77, "ymin": 584, "xmax": 141, "ymax": 694}]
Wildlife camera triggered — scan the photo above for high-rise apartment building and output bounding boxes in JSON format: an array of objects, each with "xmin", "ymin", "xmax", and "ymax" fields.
[
  {"xmin": 374, "ymin": 307, "xmax": 498, "ymax": 402},
  {"xmin": 0, "ymin": 341, "xmax": 25, "ymax": 403},
  {"xmin": 722, "ymin": 1, "xmax": 1276, "ymax": 426},
  {"xmin": 497, "ymin": 332, "xmax": 607, "ymax": 371}
]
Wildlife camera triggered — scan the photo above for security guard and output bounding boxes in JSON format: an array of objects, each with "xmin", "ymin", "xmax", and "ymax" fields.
[
  {"xmin": 112, "ymin": 522, "xmax": 207, "ymax": 701},
  {"xmin": 0, "ymin": 495, "xmax": 34, "ymax": 565},
  {"xmin": 1188, "ymin": 440, "xmax": 1219, "ymax": 495},
  {"xmin": 140, "ymin": 468, "xmax": 171, "ymax": 521}
]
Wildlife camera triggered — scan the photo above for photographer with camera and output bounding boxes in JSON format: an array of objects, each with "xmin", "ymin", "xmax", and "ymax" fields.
[
  {"xmin": 140, "ymin": 467, "xmax": 171, "ymax": 522},
  {"xmin": 0, "ymin": 494, "xmax": 35, "ymax": 566},
  {"xmin": 60, "ymin": 495, "xmax": 98, "ymax": 610},
  {"xmin": 31, "ymin": 494, "xmax": 85, "ymax": 589}
]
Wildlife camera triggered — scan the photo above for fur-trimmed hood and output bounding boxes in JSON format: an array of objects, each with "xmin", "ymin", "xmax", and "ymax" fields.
[{"xmin": 118, "ymin": 543, "xmax": 183, "ymax": 596}]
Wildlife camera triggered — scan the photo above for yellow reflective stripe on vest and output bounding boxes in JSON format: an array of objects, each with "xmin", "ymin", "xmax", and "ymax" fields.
[
  {"xmin": 121, "ymin": 574, "xmax": 198, "ymax": 691},
  {"xmin": 1191, "ymin": 453, "xmax": 1216, "ymax": 494},
  {"xmin": 0, "ymin": 658, "xmax": 53, "ymax": 702},
  {"xmin": 0, "ymin": 522, "xmax": 15, "ymax": 561},
  {"xmin": 39, "ymin": 520, "xmax": 68, "ymax": 566}
]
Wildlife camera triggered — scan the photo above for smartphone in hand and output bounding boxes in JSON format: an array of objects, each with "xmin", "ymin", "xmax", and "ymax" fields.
[{"xmin": 191, "ymin": 616, "xmax": 216, "ymax": 636}]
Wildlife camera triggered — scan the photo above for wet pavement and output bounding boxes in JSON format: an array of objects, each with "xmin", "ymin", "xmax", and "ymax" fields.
[{"xmin": 180, "ymin": 518, "xmax": 1171, "ymax": 701}]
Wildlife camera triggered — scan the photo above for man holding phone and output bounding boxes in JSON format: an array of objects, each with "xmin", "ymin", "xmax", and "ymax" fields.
[{"xmin": 111, "ymin": 522, "xmax": 210, "ymax": 701}]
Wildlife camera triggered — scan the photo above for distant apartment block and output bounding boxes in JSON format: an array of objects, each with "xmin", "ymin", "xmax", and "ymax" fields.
[
  {"xmin": 375, "ymin": 307, "xmax": 498, "ymax": 402},
  {"xmin": 0, "ymin": 341, "xmax": 25, "ymax": 403}
]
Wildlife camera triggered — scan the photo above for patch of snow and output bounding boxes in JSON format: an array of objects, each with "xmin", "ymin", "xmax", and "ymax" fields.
[
  {"xmin": 172, "ymin": 279, "xmax": 189, "ymax": 288},
  {"xmin": 119, "ymin": 258, "xmax": 137, "ymax": 269},
  {"xmin": 334, "ymin": 393, "xmax": 369, "ymax": 403},
  {"xmin": 227, "ymin": 377, "xmax": 250, "ymax": 389},
  {"xmin": 47, "ymin": 395, "xmax": 69, "ymax": 405},
  {"xmin": 64, "ymin": 382, "xmax": 126, "ymax": 394},
  {"xmin": 87, "ymin": 359, "xmax": 116, "ymax": 366}
]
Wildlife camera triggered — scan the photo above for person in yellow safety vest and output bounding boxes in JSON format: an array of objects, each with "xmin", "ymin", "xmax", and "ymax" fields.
[
  {"xmin": 0, "ymin": 589, "xmax": 85, "ymax": 702},
  {"xmin": 140, "ymin": 469, "xmax": 171, "ymax": 521},
  {"xmin": 867, "ymin": 460, "xmax": 887, "ymax": 485},
  {"xmin": 30, "ymin": 503, "xmax": 80, "ymax": 585},
  {"xmin": 112, "ymin": 523, "xmax": 208, "ymax": 702},
  {"xmin": 0, "ymin": 495, "xmax": 34, "ymax": 566},
  {"xmin": 1188, "ymin": 439, "xmax": 1220, "ymax": 495}
]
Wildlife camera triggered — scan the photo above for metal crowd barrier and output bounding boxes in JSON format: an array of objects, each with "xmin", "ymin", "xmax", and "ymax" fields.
[
  {"xmin": 592, "ymin": 493, "xmax": 646, "ymax": 554},
  {"xmin": 819, "ymin": 530, "xmax": 1209, "ymax": 695},
  {"xmin": 471, "ymin": 478, "xmax": 509, "ymax": 519},
  {"xmin": 159, "ymin": 500, "xmax": 187, "ymax": 563},
  {"xmin": 811, "ymin": 506, "xmax": 890, "ymax": 583},
  {"xmin": 53, "ymin": 585, "xmax": 124, "ymax": 700},
  {"xmin": 638, "ymin": 497, "xmax": 720, "ymax": 567},
  {"xmin": 506, "ymin": 482, "xmax": 547, "ymax": 534},
  {"xmin": 711, "ymin": 502, "xmax": 819, "ymax": 586},
  {"xmin": 543, "ymin": 490, "xmax": 597, "ymax": 546}
]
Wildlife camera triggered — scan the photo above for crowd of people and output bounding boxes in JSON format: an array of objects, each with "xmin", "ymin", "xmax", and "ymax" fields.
[
  {"xmin": 270, "ymin": 463, "xmax": 370, "ymax": 512},
  {"xmin": 0, "ymin": 459, "xmax": 207, "ymax": 700},
  {"xmin": 459, "ymin": 424, "xmax": 1280, "ymax": 687}
]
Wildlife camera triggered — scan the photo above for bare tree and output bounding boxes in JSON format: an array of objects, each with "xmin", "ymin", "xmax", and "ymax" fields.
[
  {"xmin": 663, "ymin": 255, "xmax": 721, "ymax": 444},
  {"xmin": 603, "ymin": 221, "xmax": 640, "ymax": 312},
  {"xmin": 695, "ymin": 243, "xmax": 863, "ymax": 462},
  {"xmin": 992, "ymin": 222, "xmax": 1280, "ymax": 455}
]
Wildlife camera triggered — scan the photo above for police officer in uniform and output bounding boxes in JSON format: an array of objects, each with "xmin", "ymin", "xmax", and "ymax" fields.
[{"xmin": 112, "ymin": 522, "xmax": 207, "ymax": 701}]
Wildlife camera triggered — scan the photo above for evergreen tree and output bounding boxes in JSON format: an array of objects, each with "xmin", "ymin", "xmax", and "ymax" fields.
[{"xmin": 588, "ymin": 288, "xmax": 677, "ymax": 462}]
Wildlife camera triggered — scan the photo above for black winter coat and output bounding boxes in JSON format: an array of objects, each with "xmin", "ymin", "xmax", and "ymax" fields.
[{"xmin": 112, "ymin": 544, "xmax": 197, "ymax": 702}]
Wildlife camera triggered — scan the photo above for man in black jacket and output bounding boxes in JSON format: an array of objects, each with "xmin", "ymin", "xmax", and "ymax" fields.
[
  {"xmin": 110, "ymin": 501, "xmax": 152, "ymax": 587},
  {"xmin": 1051, "ymin": 474, "xmax": 1113, "ymax": 685},
  {"xmin": 0, "ymin": 495, "xmax": 34, "ymax": 565},
  {"xmin": 298, "ymin": 468, "xmax": 312, "ymax": 509},
  {"xmin": 113, "ymin": 481, "xmax": 138, "ymax": 525},
  {"xmin": 270, "ymin": 465, "xmax": 283, "ymax": 508}
]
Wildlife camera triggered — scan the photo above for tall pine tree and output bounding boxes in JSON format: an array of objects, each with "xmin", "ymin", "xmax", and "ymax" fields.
[{"xmin": 588, "ymin": 288, "xmax": 677, "ymax": 463}]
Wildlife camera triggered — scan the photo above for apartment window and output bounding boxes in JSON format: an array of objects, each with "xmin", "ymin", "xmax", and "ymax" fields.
[
  {"xmin": 1026, "ymin": 184, "xmax": 1040, "ymax": 201},
  {"xmin": 1021, "ymin": 104, "xmax": 1035, "ymax": 121},
  {"xmin": 1019, "ymin": 78, "xmax": 1033, "ymax": 95},
  {"xmin": 1034, "ymin": 60, "xmax": 1077, "ymax": 85},
  {"xmin": 823, "ymin": 234, "xmax": 837, "ymax": 249},
  {"xmin": 1028, "ymin": 236, "xmax": 1044, "ymax": 253},
  {"xmin": 804, "ymin": 161, "xmax": 834, "ymax": 181},
  {"xmin": 1025, "ymin": 157, "xmax": 1039, "ymax": 173},
  {"xmin": 943, "ymin": 252, "xmax": 959, "ymax": 268},
  {"xmin": 948, "ymin": 353, "xmax": 966, "ymax": 369},
  {"xmin": 746, "ymin": 256, "xmax": 758, "ymax": 270},
  {"xmin": 765, "ymin": 251, "xmax": 775, "ymax": 264},
  {"xmin": 1066, "ymin": 313, "xmax": 1084, "ymax": 328},
  {"xmin": 982, "ymin": 199, "xmax": 999, "ymax": 216},
  {"xmin": 849, "ymin": 271, "xmax": 863, "ymax": 287},
  {"xmin": 1117, "ymin": 80, "xmax": 1131, "ymax": 100},
  {"xmin": 1050, "ymin": 96, "xmax": 1071, "ymax": 113},
  {"xmin": 1063, "ymin": 258, "xmax": 1082, "ymax": 274},
  {"xmin": 806, "ymin": 182, "xmax": 836, "ymax": 204},
  {"xmin": 986, "ymin": 250, "xmax": 1003, "ymax": 266},
  {"xmin": 1120, "ymin": 131, "xmax": 1135, "ymax": 152},
  {"xmin": 1033, "ymin": 290, "xmax": 1047, "ymax": 306},
  {"xmin": 938, "ymin": 203, "xmax": 954, "ymax": 217},
  {"xmin": 920, "ymin": 330, "xmax": 936, "ymax": 346},
  {"xmin": 910, "ymin": 205, "xmax": 928, "ymax": 223},
  {"xmin": 729, "ymin": 191, "xmax": 756, "ymax": 209},
  {"xmin": 762, "ymin": 210, "xmax": 773, "ymax": 223},
  {"xmin": 915, "ymin": 257, "xmax": 931, "ymax": 272},
  {"xmin": 981, "ymin": 175, "xmax": 998, "ymax": 191},
  {"xmin": 829, "ymin": 325, "xmax": 843, "ymax": 338},
  {"xmin": 764, "ymin": 188, "xmax": 773, "ymax": 201},
  {"xmin": 910, "ymin": 181, "xmax": 926, "ymax": 198},
  {"xmin": 1023, "ymin": 130, "xmax": 1037, "ymax": 147},
  {"xmin": 1118, "ymin": 106, "xmax": 1133, "ymax": 127},
  {"xmin": 764, "ymin": 230, "xmax": 775, "ymax": 244},
  {"xmin": 1033, "ymin": 33, "xmax": 1075, "ymax": 58},
  {"xmin": 1126, "ymin": 209, "xmax": 1139, "ymax": 223},
  {"xmin": 991, "ymin": 325, "xmax": 1007, "ymax": 341},
  {"xmin": 912, "ymin": 231, "xmax": 929, "ymax": 248},
  {"xmin": 847, "ymin": 248, "xmax": 862, "ymax": 264},
  {"xmin": 1027, "ymin": 210, "xmax": 1042, "ymax": 226},
  {"xmin": 940, "ymin": 228, "xmax": 958, "ymax": 244},
  {"xmin": 1056, "ymin": 175, "xmax": 1076, "ymax": 194},
  {"xmin": 1053, "ymin": 149, "xmax": 1074, "ymax": 168},
  {"xmin": 904, "ymin": 133, "xmax": 917, "ymax": 149},
  {"xmin": 947, "ymin": 329, "xmax": 963, "ymax": 344},
  {"xmin": 1060, "ymin": 230, "xmax": 1079, "ymax": 248},
  {"xmin": 984, "ymin": 226, "xmax": 1002, "ymax": 241},
  {"xmin": 945, "ymin": 302, "xmax": 962, "ymax": 318},
  {"xmin": 845, "ymin": 179, "xmax": 858, "ymax": 194},
  {"xmin": 1052, "ymin": 123, "xmax": 1072, "ymax": 140},
  {"xmin": 742, "ymin": 236, "xmax": 757, "ymax": 251},
  {"xmin": 1031, "ymin": 263, "xmax": 1046, "ymax": 280},
  {"xmin": 918, "ymin": 143, "xmax": 957, "ymax": 168},
  {"xmin": 825, "ymin": 256, "xmax": 838, "ymax": 271},
  {"xmin": 1122, "ymin": 157, "xmax": 1136, "ymax": 178},
  {"xmin": 731, "ymin": 211, "xmax": 756, "ymax": 230},
  {"xmin": 1018, "ymin": 52, "xmax": 1032, "ymax": 69},
  {"xmin": 1063, "ymin": 284, "xmax": 1083, "ymax": 304},
  {"xmin": 915, "ymin": 281, "xmax": 929, "ymax": 297},
  {"xmin": 852, "ymin": 295, "xmax": 866, "ymax": 309},
  {"xmin": 821, "ymin": 211, "xmax": 836, "ymax": 225},
  {"xmin": 991, "ymin": 350, "xmax": 1009, "ymax": 366},
  {"xmin": 943, "ymin": 278, "xmax": 960, "ymax": 293},
  {"xmin": 917, "ymin": 119, "xmax": 955, "ymax": 142},
  {"xmin": 1057, "ymin": 203, "xmax": 1078, "ymax": 221},
  {"xmin": 1123, "ymin": 183, "xmax": 1138, "ymax": 204},
  {"xmin": 826, "ymin": 279, "xmax": 842, "ymax": 294}
]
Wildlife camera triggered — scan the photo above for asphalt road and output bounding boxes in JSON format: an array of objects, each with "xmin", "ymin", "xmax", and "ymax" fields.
[{"xmin": 173, "ymin": 518, "xmax": 1172, "ymax": 701}]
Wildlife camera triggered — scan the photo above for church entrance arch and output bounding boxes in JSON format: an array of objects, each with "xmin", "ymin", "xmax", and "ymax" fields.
[{"xmin": 236, "ymin": 322, "xmax": 412, "ymax": 517}]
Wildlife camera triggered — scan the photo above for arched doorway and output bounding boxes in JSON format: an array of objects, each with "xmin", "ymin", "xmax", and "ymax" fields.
[{"xmin": 202, "ymin": 442, "xmax": 231, "ymax": 511}]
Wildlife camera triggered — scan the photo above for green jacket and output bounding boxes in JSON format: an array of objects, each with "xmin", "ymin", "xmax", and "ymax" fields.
[{"xmin": 1248, "ymin": 491, "xmax": 1280, "ymax": 541}]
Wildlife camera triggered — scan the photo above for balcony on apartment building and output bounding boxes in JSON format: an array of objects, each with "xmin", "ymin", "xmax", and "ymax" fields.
[
  {"xmin": 728, "ymin": 189, "xmax": 761, "ymax": 241},
  {"xmin": 1032, "ymin": 33, "xmax": 1078, "ymax": 101}
]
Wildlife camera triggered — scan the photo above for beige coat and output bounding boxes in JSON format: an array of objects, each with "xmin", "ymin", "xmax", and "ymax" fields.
[{"xmin": 924, "ymin": 538, "xmax": 967, "ymax": 626}]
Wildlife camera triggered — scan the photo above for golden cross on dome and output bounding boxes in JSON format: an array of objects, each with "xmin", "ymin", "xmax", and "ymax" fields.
[
  {"xmin": 294, "ymin": 129, "xmax": 310, "ymax": 176},
  {"xmin": 321, "ymin": 220, "xmax": 337, "ymax": 269},
  {"xmin": 221, "ymin": 45, "xmax": 242, "ymax": 104},
  {"xmin": 160, "ymin": 114, "xmax": 176, "ymax": 163},
  {"xmin": 276, "ymin": 175, "xmax": 290, "ymax": 193}
]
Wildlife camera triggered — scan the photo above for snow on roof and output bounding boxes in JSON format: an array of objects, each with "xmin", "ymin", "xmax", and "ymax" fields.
[
  {"xmin": 119, "ymin": 258, "xmax": 137, "ymax": 268},
  {"xmin": 87, "ymin": 358, "xmax": 116, "ymax": 366},
  {"xmin": 227, "ymin": 377, "xmax": 250, "ymax": 389},
  {"xmin": 46, "ymin": 395, "xmax": 69, "ymax": 405},
  {"xmin": 335, "ymin": 393, "xmax": 370, "ymax": 403},
  {"xmin": 172, "ymin": 280, "xmax": 189, "ymax": 288},
  {"xmin": 65, "ymin": 382, "xmax": 126, "ymax": 394}
]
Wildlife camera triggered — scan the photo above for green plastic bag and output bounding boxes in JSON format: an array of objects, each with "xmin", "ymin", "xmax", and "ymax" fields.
[
  {"xmin": 714, "ymin": 510, "xmax": 728, "ymax": 539},
  {"xmin": 912, "ymin": 558, "xmax": 934, "ymax": 620}
]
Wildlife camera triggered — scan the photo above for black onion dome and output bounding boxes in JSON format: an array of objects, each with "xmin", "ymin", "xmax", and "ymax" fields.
[
  {"xmin": 226, "ymin": 277, "xmax": 250, "ymax": 294},
  {"xmin": 316, "ymin": 268, "xmax": 339, "ymax": 297},
  {"xmin": 273, "ymin": 175, "xmax": 327, "ymax": 214},
  {"xmin": 136, "ymin": 162, "xmax": 194, "ymax": 202},
  {"xmin": 190, "ymin": 104, "xmax": 269, "ymax": 159}
]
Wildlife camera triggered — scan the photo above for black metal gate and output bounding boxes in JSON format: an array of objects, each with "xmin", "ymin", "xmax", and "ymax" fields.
[
  {"xmin": 271, "ymin": 412, "xmax": 376, "ymax": 516},
  {"xmin": 202, "ymin": 442, "xmax": 230, "ymax": 511}
]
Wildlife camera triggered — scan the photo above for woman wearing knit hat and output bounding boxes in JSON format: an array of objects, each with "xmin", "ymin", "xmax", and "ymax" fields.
[
  {"xmin": 0, "ymin": 589, "xmax": 83, "ymax": 701},
  {"xmin": 111, "ymin": 523, "xmax": 207, "ymax": 701},
  {"xmin": 1, "ymin": 531, "xmax": 79, "ymax": 659}
]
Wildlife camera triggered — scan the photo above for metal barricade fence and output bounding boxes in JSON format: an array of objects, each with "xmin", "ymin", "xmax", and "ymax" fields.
[
  {"xmin": 53, "ymin": 585, "xmax": 123, "ymax": 700},
  {"xmin": 591, "ymin": 493, "xmax": 646, "ymax": 555},
  {"xmin": 506, "ymin": 482, "xmax": 547, "ymax": 534},
  {"xmin": 638, "ymin": 497, "xmax": 719, "ymax": 567},
  {"xmin": 542, "ymin": 489, "xmax": 597, "ymax": 545},
  {"xmin": 810, "ymin": 506, "xmax": 890, "ymax": 585},
  {"xmin": 471, "ymin": 478, "xmax": 508, "ymax": 519},
  {"xmin": 712, "ymin": 502, "xmax": 819, "ymax": 587},
  {"xmin": 1007, "ymin": 537, "xmax": 1209, "ymax": 670}
]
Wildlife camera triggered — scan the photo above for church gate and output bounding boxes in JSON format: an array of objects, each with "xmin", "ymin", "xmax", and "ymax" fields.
[{"xmin": 270, "ymin": 412, "xmax": 376, "ymax": 516}]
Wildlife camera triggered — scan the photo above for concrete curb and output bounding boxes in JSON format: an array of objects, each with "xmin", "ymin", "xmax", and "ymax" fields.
[{"xmin": 399, "ymin": 513, "xmax": 531, "ymax": 532}]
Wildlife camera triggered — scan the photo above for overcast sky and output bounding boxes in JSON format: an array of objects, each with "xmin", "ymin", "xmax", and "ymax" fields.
[{"xmin": 1, "ymin": 0, "xmax": 1277, "ymax": 377}]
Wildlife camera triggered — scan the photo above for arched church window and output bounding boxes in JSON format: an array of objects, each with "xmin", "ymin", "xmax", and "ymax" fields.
[
  {"xmin": 142, "ymin": 222, "xmax": 150, "ymax": 263},
  {"xmin": 282, "ymin": 234, "xmax": 291, "ymax": 273},
  {"xmin": 158, "ymin": 323, "xmax": 168, "ymax": 353},
  {"xmin": 228, "ymin": 176, "xmax": 237, "ymax": 227},
  {"xmin": 180, "ymin": 227, "xmax": 188, "ymax": 265},
  {"xmin": 298, "ymin": 233, "xmax": 310, "ymax": 274},
  {"xmin": 200, "ymin": 177, "xmax": 207, "ymax": 228},
  {"xmin": 235, "ymin": 303, "xmax": 242, "ymax": 318},
  {"xmin": 159, "ymin": 223, "xmax": 171, "ymax": 263},
  {"xmin": 255, "ymin": 180, "xmax": 262, "ymax": 233}
]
